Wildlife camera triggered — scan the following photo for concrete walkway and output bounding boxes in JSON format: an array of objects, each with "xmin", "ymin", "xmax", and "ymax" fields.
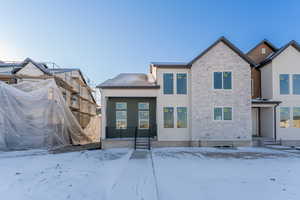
[{"xmin": 106, "ymin": 150, "xmax": 159, "ymax": 200}]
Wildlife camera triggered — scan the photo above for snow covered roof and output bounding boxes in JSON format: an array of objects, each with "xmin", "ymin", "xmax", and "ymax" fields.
[{"xmin": 97, "ymin": 73, "xmax": 159, "ymax": 89}]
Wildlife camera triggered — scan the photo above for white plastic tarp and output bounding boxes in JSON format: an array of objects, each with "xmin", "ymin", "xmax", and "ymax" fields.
[{"xmin": 0, "ymin": 79, "xmax": 91, "ymax": 150}]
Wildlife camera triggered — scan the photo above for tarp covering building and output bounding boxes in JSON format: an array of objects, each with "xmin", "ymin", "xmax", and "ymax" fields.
[{"xmin": 0, "ymin": 79, "xmax": 91, "ymax": 150}]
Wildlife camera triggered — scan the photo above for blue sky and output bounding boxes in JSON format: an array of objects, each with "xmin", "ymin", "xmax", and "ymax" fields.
[{"xmin": 0, "ymin": 0, "xmax": 300, "ymax": 86}]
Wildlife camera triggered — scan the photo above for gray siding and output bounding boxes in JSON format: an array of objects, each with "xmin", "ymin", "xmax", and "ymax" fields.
[{"xmin": 106, "ymin": 97, "xmax": 156, "ymax": 138}]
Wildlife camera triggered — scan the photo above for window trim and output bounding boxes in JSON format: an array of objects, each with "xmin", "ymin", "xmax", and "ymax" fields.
[
  {"xmin": 213, "ymin": 106, "xmax": 233, "ymax": 121},
  {"xmin": 212, "ymin": 71, "xmax": 233, "ymax": 90},
  {"xmin": 176, "ymin": 73, "xmax": 188, "ymax": 95}
]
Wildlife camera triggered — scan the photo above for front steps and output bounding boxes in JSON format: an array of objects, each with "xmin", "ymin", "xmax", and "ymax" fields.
[
  {"xmin": 135, "ymin": 137, "xmax": 150, "ymax": 150},
  {"xmin": 263, "ymin": 139, "xmax": 282, "ymax": 146}
]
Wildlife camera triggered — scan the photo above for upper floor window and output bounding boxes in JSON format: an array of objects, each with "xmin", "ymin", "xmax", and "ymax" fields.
[
  {"xmin": 213, "ymin": 72, "xmax": 232, "ymax": 89},
  {"xmin": 280, "ymin": 74, "xmax": 290, "ymax": 95},
  {"xmin": 163, "ymin": 73, "xmax": 174, "ymax": 94},
  {"xmin": 293, "ymin": 74, "xmax": 300, "ymax": 95},
  {"xmin": 176, "ymin": 73, "xmax": 187, "ymax": 94}
]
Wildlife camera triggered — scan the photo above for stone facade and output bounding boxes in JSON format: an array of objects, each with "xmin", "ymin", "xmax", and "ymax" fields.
[{"xmin": 191, "ymin": 41, "xmax": 252, "ymax": 142}]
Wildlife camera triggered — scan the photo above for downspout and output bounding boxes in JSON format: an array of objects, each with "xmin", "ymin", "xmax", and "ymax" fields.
[{"xmin": 274, "ymin": 105, "xmax": 278, "ymax": 141}]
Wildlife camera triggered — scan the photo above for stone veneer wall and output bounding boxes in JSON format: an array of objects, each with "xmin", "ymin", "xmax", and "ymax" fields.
[{"xmin": 191, "ymin": 41, "xmax": 252, "ymax": 141}]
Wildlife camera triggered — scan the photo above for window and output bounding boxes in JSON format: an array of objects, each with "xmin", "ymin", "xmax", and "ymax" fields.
[
  {"xmin": 138, "ymin": 103, "xmax": 149, "ymax": 129},
  {"xmin": 261, "ymin": 48, "xmax": 266, "ymax": 54},
  {"xmin": 214, "ymin": 107, "xmax": 232, "ymax": 121},
  {"xmin": 280, "ymin": 107, "xmax": 290, "ymax": 128},
  {"xmin": 293, "ymin": 107, "xmax": 300, "ymax": 128},
  {"xmin": 177, "ymin": 107, "xmax": 187, "ymax": 128},
  {"xmin": 163, "ymin": 73, "xmax": 174, "ymax": 94},
  {"xmin": 293, "ymin": 74, "xmax": 300, "ymax": 95},
  {"xmin": 164, "ymin": 107, "xmax": 174, "ymax": 128},
  {"xmin": 214, "ymin": 72, "xmax": 232, "ymax": 89},
  {"xmin": 223, "ymin": 107, "xmax": 233, "ymax": 120},
  {"xmin": 213, "ymin": 72, "xmax": 222, "ymax": 89},
  {"xmin": 116, "ymin": 102, "xmax": 127, "ymax": 110},
  {"xmin": 116, "ymin": 102, "xmax": 127, "ymax": 129},
  {"xmin": 280, "ymin": 74, "xmax": 290, "ymax": 94},
  {"xmin": 214, "ymin": 107, "xmax": 223, "ymax": 120},
  {"xmin": 223, "ymin": 72, "xmax": 232, "ymax": 89},
  {"xmin": 177, "ymin": 73, "xmax": 187, "ymax": 94},
  {"xmin": 138, "ymin": 102, "xmax": 149, "ymax": 110}
]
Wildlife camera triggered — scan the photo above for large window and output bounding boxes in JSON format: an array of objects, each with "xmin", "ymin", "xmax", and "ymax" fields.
[
  {"xmin": 163, "ymin": 73, "xmax": 174, "ymax": 94},
  {"xmin": 280, "ymin": 74, "xmax": 290, "ymax": 95},
  {"xmin": 293, "ymin": 107, "xmax": 300, "ymax": 128},
  {"xmin": 164, "ymin": 107, "xmax": 174, "ymax": 128},
  {"xmin": 214, "ymin": 72, "xmax": 232, "ymax": 89},
  {"xmin": 177, "ymin": 107, "xmax": 187, "ymax": 128},
  {"xmin": 293, "ymin": 74, "xmax": 300, "ymax": 95},
  {"xmin": 280, "ymin": 107, "xmax": 290, "ymax": 128},
  {"xmin": 138, "ymin": 103, "xmax": 149, "ymax": 129},
  {"xmin": 116, "ymin": 102, "xmax": 127, "ymax": 129},
  {"xmin": 176, "ymin": 73, "xmax": 187, "ymax": 94},
  {"xmin": 214, "ymin": 107, "xmax": 232, "ymax": 121}
]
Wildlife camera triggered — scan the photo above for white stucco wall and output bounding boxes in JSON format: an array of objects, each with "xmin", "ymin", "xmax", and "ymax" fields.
[
  {"xmin": 271, "ymin": 46, "xmax": 300, "ymax": 140},
  {"xmin": 260, "ymin": 107, "xmax": 274, "ymax": 138},
  {"xmin": 155, "ymin": 68, "xmax": 191, "ymax": 141},
  {"xmin": 260, "ymin": 62, "xmax": 273, "ymax": 99},
  {"xmin": 191, "ymin": 41, "xmax": 252, "ymax": 141}
]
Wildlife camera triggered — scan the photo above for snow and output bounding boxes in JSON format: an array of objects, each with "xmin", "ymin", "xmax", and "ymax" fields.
[{"xmin": 1, "ymin": 147, "xmax": 300, "ymax": 200}]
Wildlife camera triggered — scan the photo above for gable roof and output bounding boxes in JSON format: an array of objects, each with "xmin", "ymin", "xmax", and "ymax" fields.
[
  {"xmin": 97, "ymin": 73, "xmax": 159, "ymax": 89},
  {"xmin": 188, "ymin": 36, "xmax": 255, "ymax": 67},
  {"xmin": 247, "ymin": 39, "xmax": 278, "ymax": 55},
  {"xmin": 12, "ymin": 57, "xmax": 51, "ymax": 75},
  {"xmin": 257, "ymin": 40, "xmax": 300, "ymax": 68}
]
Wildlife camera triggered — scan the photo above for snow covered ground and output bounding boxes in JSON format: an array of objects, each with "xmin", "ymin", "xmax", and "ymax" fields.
[{"xmin": 1, "ymin": 147, "xmax": 300, "ymax": 200}]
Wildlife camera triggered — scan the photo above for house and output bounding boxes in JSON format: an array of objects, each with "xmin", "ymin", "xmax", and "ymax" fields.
[
  {"xmin": 249, "ymin": 40, "xmax": 300, "ymax": 146},
  {"xmin": 97, "ymin": 36, "xmax": 300, "ymax": 149},
  {"xmin": 0, "ymin": 57, "xmax": 98, "ymax": 131}
]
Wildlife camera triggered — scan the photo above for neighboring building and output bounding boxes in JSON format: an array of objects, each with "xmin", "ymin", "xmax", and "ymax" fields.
[
  {"xmin": 251, "ymin": 40, "xmax": 300, "ymax": 146},
  {"xmin": 97, "ymin": 36, "xmax": 300, "ymax": 148},
  {"xmin": 0, "ymin": 57, "xmax": 98, "ymax": 129}
]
